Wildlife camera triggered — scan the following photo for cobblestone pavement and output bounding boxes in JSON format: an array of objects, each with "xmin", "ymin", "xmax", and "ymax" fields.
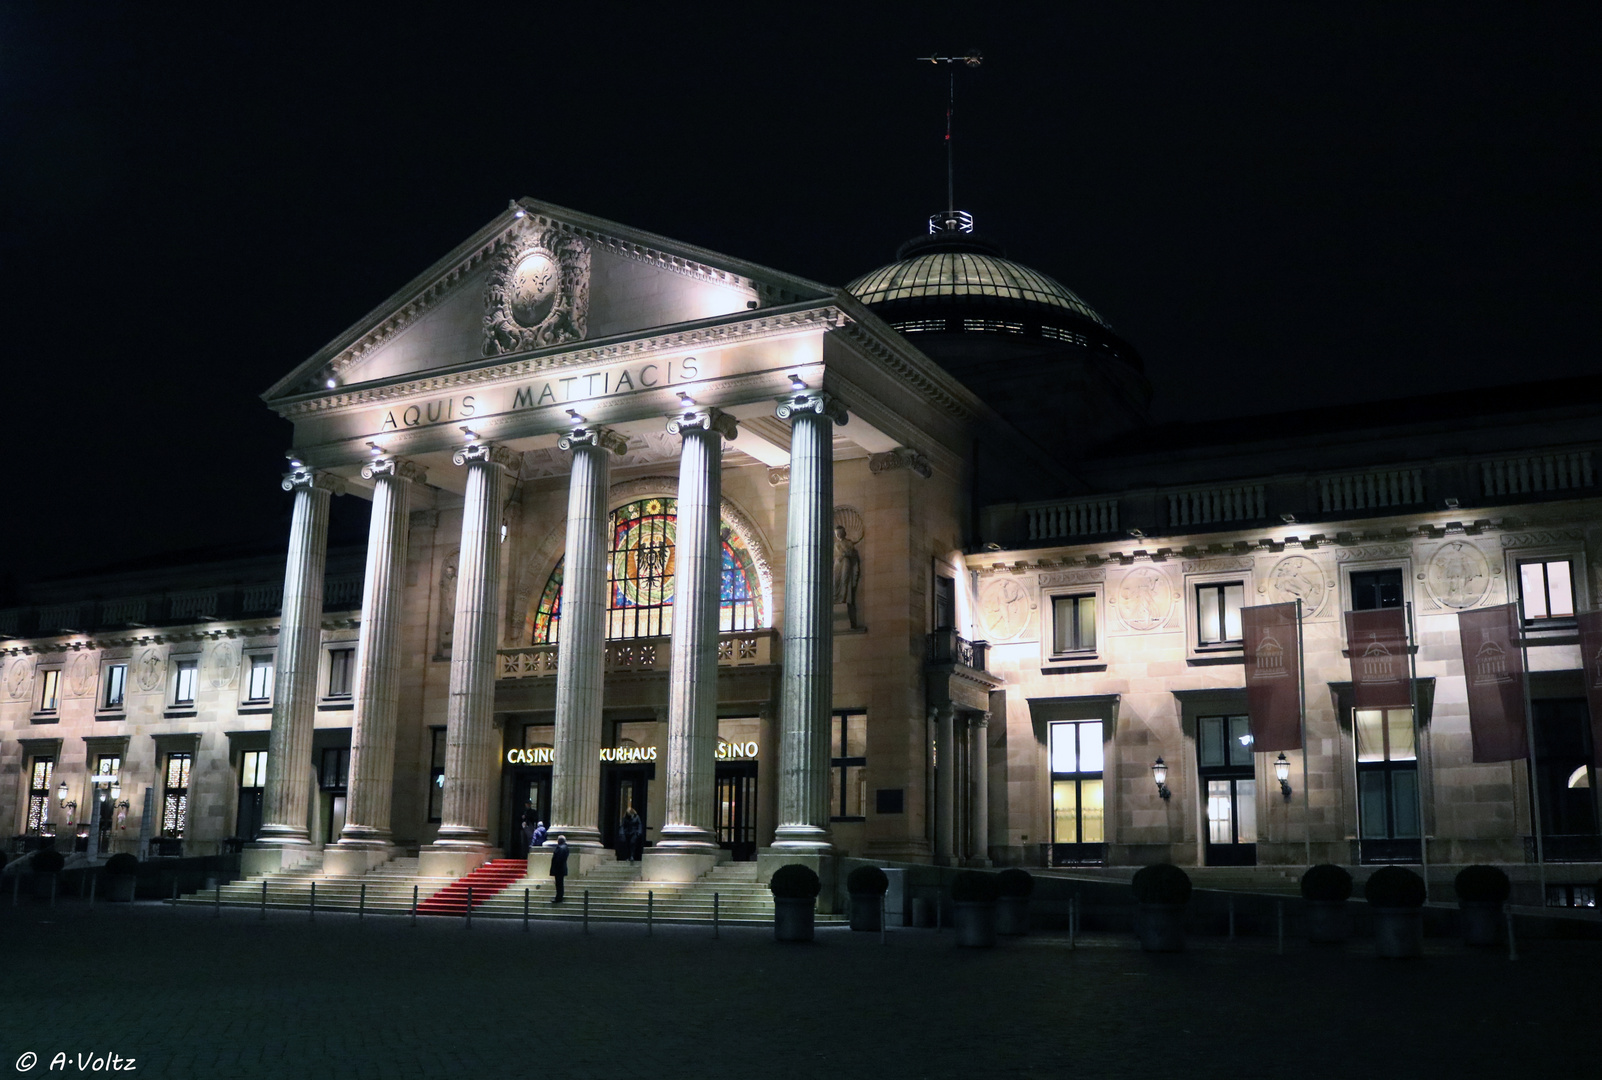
[{"xmin": 1, "ymin": 897, "xmax": 1594, "ymax": 1079}]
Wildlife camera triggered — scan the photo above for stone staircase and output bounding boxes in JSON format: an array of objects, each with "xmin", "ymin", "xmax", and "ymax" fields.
[
  {"xmin": 417, "ymin": 858, "xmax": 527, "ymax": 915},
  {"xmin": 182, "ymin": 854, "xmax": 458, "ymax": 915}
]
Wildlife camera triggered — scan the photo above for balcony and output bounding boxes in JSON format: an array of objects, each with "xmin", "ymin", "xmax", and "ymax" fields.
[
  {"xmin": 498, "ymin": 628, "xmax": 781, "ymax": 680},
  {"xmin": 925, "ymin": 630, "xmax": 988, "ymax": 673},
  {"xmin": 925, "ymin": 630, "xmax": 1001, "ymax": 713}
]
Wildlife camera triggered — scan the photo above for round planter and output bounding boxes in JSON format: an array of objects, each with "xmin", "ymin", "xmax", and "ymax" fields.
[
  {"xmin": 1458, "ymin": 900, "xmax": 1502, "ymax": 946},
  {"xmin": 952, "ymin": 900, "xmax": 997, "ymax": 948},
  {"xmin": 1305, "ymin": 899, "xmax": 1350, "ymax": 944},
  {"xmin": 105, "ymin": 875, "xmax": 137, "ymax": 903},
  {"xmin": 1371, "ymin": 906, "xmax": 1423, "ymax": 958},
  {"xmin": 849, "ymin": 891, "xmax": 884, "ymax": 932},
  {"xmin": 773, "ymin": 896, "xmax": 816, "ymax": 942},
  {"xmin": 996, "ymin": 895, "xmax": 1030, "ymax": 936},
  {"xmin": 1135, "ymin": 903, "xmax": 1186, "ymax": 952}
]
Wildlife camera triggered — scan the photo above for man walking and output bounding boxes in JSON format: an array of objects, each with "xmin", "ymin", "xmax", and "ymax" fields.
[{"xmin": 549, "ymin": 834, "xmax": 569, "ymax": 903}]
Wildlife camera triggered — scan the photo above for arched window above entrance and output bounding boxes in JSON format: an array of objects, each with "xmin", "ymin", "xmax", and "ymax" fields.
[{"xmin": 531, "ymin": 497, "xmax": 764, "ymax": 644}]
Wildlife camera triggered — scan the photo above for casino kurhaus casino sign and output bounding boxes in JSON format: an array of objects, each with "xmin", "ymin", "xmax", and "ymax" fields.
[{"xmin": 505, "ymin": 739, "xmax": 758, "ymax": 766}]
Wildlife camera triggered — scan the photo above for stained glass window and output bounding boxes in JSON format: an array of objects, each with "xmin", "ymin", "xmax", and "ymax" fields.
[
  {"xmin": 26, "ymin": 757, "xmax": 54, "ymax": 833},
  {"xmin": 162, "ymin": 752, "xmax": 191, "ymax": 837},
  {"xmin": 532, "ymin": 497, "xmax": 763, "ymax": 643}
]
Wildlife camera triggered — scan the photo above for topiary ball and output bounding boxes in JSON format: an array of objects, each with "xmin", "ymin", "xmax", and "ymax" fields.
[
  {"xmin": 996, "ymin": 867, "xmax": 1034, "ymax": 898},
  {"xmin": 769, "ymin": 863, "xmax": 821, "ymax": 899},
  {"xmin": 1300, "ymin": 863, "xmax": 1354, "ymax": 902},
  {"xmin": 1131, "ymin": 863, "xmax": 1192, "ymax": 905},
  {"xmin": 950, "ymin": 870, "xmax": 1000, "ymax": 903},
  {"xmin": 32, "ymin": 850, "xmax": 66, "ymax": 874},
  {"xmin": 1364, "ymin": 865, "xmax": 1427, "ymax": 908},
  {"xmin": 1454, "ymin": 864, "xmax": 1511, "ymax": 905},
  {"xmin": 846, "ymin": 865, "xmax": 889, "ymax": 895},
  {"xmin": 104, "ymin": 853, "xmax": 139, "ymax": 876}
]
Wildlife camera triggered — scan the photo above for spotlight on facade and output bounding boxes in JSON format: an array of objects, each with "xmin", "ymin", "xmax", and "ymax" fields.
[
  {"xmin": 1444, "ymin": 497, "xmax": 1461, "ymax": 510},
  {"xmin": 1152, "ymin": 757, "xmax": 1171, "ymax": 801},
  {"xmin": 788, "ymin": 373, "xmax": 807, "ymax": 391},
  {"xmin": 326, "ymin": 378, "xmax": 337, "ymax": 389},
  {"xmin": 1128, "ymin": 528, "xmax": 1145, "ymax": 540},
  {"xmin": 1281, "ymin": 513, "xmax": 1296, "ymax": 524},
  {"xmin": 366, "ymin": 441, "xmax": 384, "ymax": 456},
  {"xmin": 677, "ymin": 391, "xmax": 695, "ymax": 407},
  {"xmin": 566, "ymin": 409, "xmax": 586, "ymax": 424},
  {"xmin": 460, "ymin": 426, "xmax": 479, "ymax": 443},
  {"xmin": 1275, "ymin": 752, "xmax": 1293, "ymax": 799}
]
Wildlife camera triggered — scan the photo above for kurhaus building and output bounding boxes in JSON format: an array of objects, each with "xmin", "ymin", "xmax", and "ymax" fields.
[{"xmin": 2, "ymin": 198, "xmax": 1598, "ymax": 898}]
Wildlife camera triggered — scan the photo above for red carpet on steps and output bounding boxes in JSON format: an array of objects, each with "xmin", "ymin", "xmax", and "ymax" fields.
[{"xmin": 415, "ymin": 859, "xmax": 527, "ymax": 915}]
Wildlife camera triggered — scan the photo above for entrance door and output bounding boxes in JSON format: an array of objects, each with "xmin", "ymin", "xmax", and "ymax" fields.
[
  {"xmin": 715, "ymin": 762, "xmax": 758, "ymax": 861},
  {"xmin": 1048, "ymin": 720, "xmax": 1105, "ymax": 866},
  {"xmin": 507, "ymin": 766, "xmax": 553, "ymax": 855},
  {"xmin": 602, "ymin": 764, "xmax": 651, "ymax": 855},
  {"xmin": 237, "ymin": 750, "xmax": 267, "ymax": 843},
  {"xmin": 1198, "ymin": 715, "xmax": 1257, "ymax": 866},
  {"xmin": 1531, "ymin": 698, "xmax": 1600, "ymax": 862}
]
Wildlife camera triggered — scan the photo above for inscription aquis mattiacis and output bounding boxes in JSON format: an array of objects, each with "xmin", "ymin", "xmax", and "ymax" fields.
[{"xmin": 375, "ymin": 356, "xmax": 703, "ymax": 432}]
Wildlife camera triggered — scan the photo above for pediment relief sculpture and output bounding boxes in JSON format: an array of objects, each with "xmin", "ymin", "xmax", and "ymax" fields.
[{"xmin": 483, "ymin": 225, "xmax": 590, "ymax": 356}]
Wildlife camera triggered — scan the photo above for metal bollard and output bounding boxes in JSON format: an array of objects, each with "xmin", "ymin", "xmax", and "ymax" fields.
[
  {"xmin": 1506, "ymin": 911, "xmax": 1518, "ymax": 962},
  {"xmin": 1277, "ymin": 901, "xmax": 1285, "ymax": 955},
  {"xmin": 260, "ymin": 880, "xmax": 267, "ymax": 921},
  {"xmin": 215, "ymin": 881, "xmax": 221, "ymax": 918},
  {"xmin": 523, "ymin": 887, "xmax": 530, "ymax": 932},
  {"xmin": 583, "ymin": 889, "xmax": 590, "ymax": 934},
  {"xmin": 411, "ymin": 884, "xmax": 418, "ymax": 928},
  {"xmin": 1069, "ymin": 897, "xmax": 1077, "ymax": 950},
  {"xmin": 465, "ymin": 886, "xmax": 473, "ymax": 930},
  {"xmin": 358, "ymin": 883, "xmax": 366, "ymax": 921},
  {"xmin": 12, "ymin": 874, "xmax": 19, "ymax": 907},
  {"xmin": 648, "ymin": 890, "xmax": 653, "ymax": 936},
  {"xmin": 714, "ymin": 892, "xmax": 719, "ymax": 940},
  {"xmin": 1228, "ymin": 896, "xmax": 1236, "ymax": 941},
  {"xmin": 880, "ymin": 894, "xmax": 886, "ymax": 946},
  {"xmin": 935, "ymin": 894, "xmax": 942, "ymax": 933},
  {"xmin": 89, "ymin": 874, "xmax": 97, "ymax": 909},
  {"xmin": 169, "ymin": 877, "xmax": 177, "ymax": 905},
  {"xmin": 309, "ymin": 880, "xmax": 316, "ymax": 922}
]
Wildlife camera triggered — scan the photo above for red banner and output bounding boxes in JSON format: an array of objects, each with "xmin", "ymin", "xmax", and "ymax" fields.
[
  {"xmin": 1346, "ymin": 608, "xmax": 1412, "ymax": 709},
  {"xmin": 1579, "ymin": 610, "xmax": 1602, "ymax": 771},
  {"xmin": 1458, "ymin": 603, "xmax": 1527, "ymax": 763},
  {"xmin": 1243, "ymin": 602, "xmax": 1302, "ymax": 751}
]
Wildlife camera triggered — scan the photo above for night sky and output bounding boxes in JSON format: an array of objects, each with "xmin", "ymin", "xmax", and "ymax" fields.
[{"xmin": 3, "ymin": 3, "xmax": 1598, "ymax": 588}]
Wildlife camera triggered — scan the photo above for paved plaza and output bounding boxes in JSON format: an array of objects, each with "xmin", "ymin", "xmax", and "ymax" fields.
[{"xmin": 2, "ymin": 896, "xmax": 1595, "ymax": 1079}]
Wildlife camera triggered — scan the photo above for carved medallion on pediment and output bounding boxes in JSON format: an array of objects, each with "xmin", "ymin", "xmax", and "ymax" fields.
[
  {"xmin": 482, "ymin": 226, "xmax": 590, "ymax": 356},
  {"xmin": 1111, "ymin": 567, "xmax": 1175, "ymax": 631},
  {"xmin": 1267, "ymin": 555, "xmax": 1328, "ymax": 616},
  {"xmin": 1423, "ymin": 540, "xmax": 1492, "ymax": 609},
  {"xmin": 979, "ymin": 577, "xmax": 1037, "ymax": 643}
]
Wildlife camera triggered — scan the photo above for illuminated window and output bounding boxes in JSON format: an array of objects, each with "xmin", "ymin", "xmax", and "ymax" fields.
[
  {"xmin": 173, "ymin": 660, "xmax": 198, "ymax": 706},
  {"xmin": 241, "ymin": 750, "xmax": 268, "ymax": 789},
  {"xmin": 238, "ymin": 750, "xmax": 268, "ymax": 842},
  {"xmin": 319, "ymin": 747, "xmax": 349, "ymax": 790},
  {"xmin": 37, "ymin": 669, "xmax": 60, "ymax": 713},
  {"xmin": 26, "ymin": 757, "xmax": 54, "ymax": 833},
  {"xmin": 1052, "ymin": 595, "xmax": 1096, "ymax": 654},
  {"xmin": 1049, "ymin": 720, "xmax": 1104, "ymax": 865},
  {"xmin": 161, "ymin": 753, "xmax": 192, "ymax": 837},
  {"xmin": 1519, "ymin": 559, "xmax": 1576, "ymax": 622},
  {"xmin": 1196, "ymin": 582, "xmax": 1245, "ymax": 646},
  {"xmin": 103, "ymin": 663, "xmax": 127, "ymax": 710},
  {"xmin": 326, "ymin": 648, "xmax": 354, "ymax": 698},
  {"xmin": 1355, "ymin": 707, "xmax": 1419, "ymax": 861},
  {"xmin": 1198, "ymin": 715, "xmax": 1257, "ymax": 857},
  {"xmin": 532, "ymin": 497, "xmax": 763, "ymax": 643},
  {"xmin": 829, "ymin": 711, "xmax": 867, "ymax": 822},
  {"xmin": 427, "ymin": 727, "xmax": 446, "ymax": 823},
  {"xmin": 245, "ymin": 655, "xmax": 273, "ymax": 702}
]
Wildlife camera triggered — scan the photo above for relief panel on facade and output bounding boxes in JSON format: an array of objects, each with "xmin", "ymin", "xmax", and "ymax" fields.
[
  {"xmin": 435, "ymin": 550, "xmax": 460, "ymax": 660},
  {"xmin": 1263, "ymin": 554, "xmax": 1330, "ymax": 617},
  {"xmin": 1109, "ymin": 567, "xmax": 1175, "ymax": 632},
  {"xmin": 4, "ymin": 657, "xmax": 34, "ymax": 700},
  {"xmin": 206, "ymin": 640, "xmax": 240, "ymax": 689},
  {"xmin": 979, "ymin": 576, "xmax": 1037, "ymax": 643},
  {"xmin": 134, "ymin": 648, "xmax": 164, "ymax": 693},
  {"xmin": 482, "ymin": 225, "xmax": 590, "ymax": 356},
  {"xmin": 65, "ymin": 651, "xmax": 96, "ymax": 698},
  {"xmin": 1421, "ymin": 540, "xmax": 1493, "ymax": 610}
]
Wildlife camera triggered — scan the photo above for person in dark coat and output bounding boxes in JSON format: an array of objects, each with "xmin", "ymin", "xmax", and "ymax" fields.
[
  {"xmin": 620, "ymin": 806, "xmax": 645, "ymax": 864},
  {"xmin": 549, "ymin": 834, "xmax": 569, "ymax": 903},
  {"xmin": 531, "ymin": 821, "xmax": 548, "ymax": 848}
]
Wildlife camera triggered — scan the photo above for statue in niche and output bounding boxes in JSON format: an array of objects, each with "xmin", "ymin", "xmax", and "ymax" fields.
[
  {"xmin": 833, "ymin": 525, "xmax": 862, "ymax": 629},
  {"xmin": 435, "ymin": 551, "xmax": 459, "ymax": 660}
]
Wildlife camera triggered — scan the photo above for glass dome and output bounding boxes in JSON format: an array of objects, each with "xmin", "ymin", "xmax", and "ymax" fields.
[{"xmin": 846, "ymin": 250, "xmax": 1106, "ymax": 327}]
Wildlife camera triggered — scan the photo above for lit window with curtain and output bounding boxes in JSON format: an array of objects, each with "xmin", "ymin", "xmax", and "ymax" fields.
[
  {"xmin": 1049, "ymin": 720, "xmax": 1104, "ymax": 865},
  {"xmin": 1519, "ymin": 559, "xmax": 1576, "ymax": 622},
  {"xmin": 1196, "ymin": 582, "xmax": 1244, "ymax": 646}
]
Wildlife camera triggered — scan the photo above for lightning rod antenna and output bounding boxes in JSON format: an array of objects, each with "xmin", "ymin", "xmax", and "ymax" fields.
[{"xmin": 920, "ymin": 49, "xmax": 983, "ymax": 226}]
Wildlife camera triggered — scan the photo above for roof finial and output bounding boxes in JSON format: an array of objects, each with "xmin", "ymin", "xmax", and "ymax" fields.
[{"xmin": 919, "ymin": 49, "xmax": 983, "ymax": 232}]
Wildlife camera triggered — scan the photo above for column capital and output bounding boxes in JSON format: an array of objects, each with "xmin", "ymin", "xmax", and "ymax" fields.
[
  {"xmin": 868, "ymin": 446, "xmax": 932, "ymax": 479},
  {"xmin": 974, "ymin": 711, "xmax": 991, "ymax": 728},
  {"xmin": 360, "ymin": 456, "xmax": 428, "ymax": 484},
  {"xmin": 558, "ymin": 425, "xmax": 629, "ymax": 456},
  {"xmin": 281, "ymin": 467, "xmax": 347, "ymax": 496},
  {"xmin": 775, "ymin": 390, "xmax": 848, "ymax": 426},
  {"xmin": 452, "ymin": 442, "xmax": 521, "ymax": 471},
  {"xmin": 666, "ymin": 407, "xmax": 738, "ymax": 441}
]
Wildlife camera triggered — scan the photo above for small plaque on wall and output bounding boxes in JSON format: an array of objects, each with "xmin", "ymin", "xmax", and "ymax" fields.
[{"xmin": 875, "ymin": 788, "xmax": 905, "ymax": 814}]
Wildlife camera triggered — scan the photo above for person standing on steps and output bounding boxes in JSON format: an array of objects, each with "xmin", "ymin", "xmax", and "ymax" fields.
[
  {"xmin": 531, "ymin": 820, "xmax": 548, "ymax": 849},
  {"xmin": 549, "ymin": 834, "xmax": 569, "ymax": 903},
  {"xmin": 621, "ymin": 806, "xmax": 644, "ymax": 865}
]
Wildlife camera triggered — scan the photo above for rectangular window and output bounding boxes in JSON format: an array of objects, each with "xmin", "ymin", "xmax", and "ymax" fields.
[
  {"xmin": 1197, "ymin": 715, "xmax": 1257, "ymax": 861},
  {"xmin": 1354, "ymin": 707, "xmax": 1421, "ymax": 860},
  {"xmin": 26, "ymin": 757, "xmax": 55, "ymax": 833},
  {"xmin": 1196, "ymin": 582, "xmax": 1245, "ymax": 646},
  {"xmin": 162, "ymin": 752, "xmax": 192, "ymax": 837},
  {"xmin": 427, "ymin": 727, "xmax": 446, "ymax": 823},
  {"xmin": 38, "ymin": 669, "xmax": 60, "ymax": 712},
  {"xmin": 173, "ymin": 660, "xmax": 198, "ymax": 706},
  {"xmin": 326, "ymin": 648, "xmax": 354, "ymax": 698},
  {"xmin": 1519, "ymin": 559, "xmax": 1576, "ymax": 622},
  {"xmin": 245, "ymin": 656, "xmax": 273, "ymax": 702},
  {"xmin": 1052, "ymin": 594, "xmax": 1096, "ymax": 654},
  {"xmin": 103, "ymin": 664, "xmax": 127, "ymax": 710},
  {"xmin": 237, "ymin": 750, "xmax": 268, "ymax": 843},
  {"xmin": 1350, "ymin": 568, "xmax": 1404, "ymax": 611},
  {"xmin": 319, "ymin": 747, "xmax": 350, "ymax": 790},
  {"xmin": 241, "ymin": 750, "xmax": 268, "ymax": 789},
  {"xmin": 829, "ymin": 711, "xmax": 867, "ymax": 821},
  {"xmin": 1049, "ymin": 720, "xmax": 1105, "ymax": 865}
]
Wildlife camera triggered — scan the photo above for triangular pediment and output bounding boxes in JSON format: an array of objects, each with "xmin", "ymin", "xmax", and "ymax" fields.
[{"xmin": 264, "ymin": 198, "xmax": 831, "ymax": 404}]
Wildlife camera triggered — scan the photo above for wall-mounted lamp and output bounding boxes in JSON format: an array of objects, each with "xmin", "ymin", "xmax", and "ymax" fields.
[
  {"xmin": 1275, "ymin": 752, "xmax": 1293, "ymax": 799},
  {"xmin": 1152, "ymin": 757, "xmax": 1171, "ymax": 801},
  {"xmin": 57, "ymin": 780, "xmax": 76, "ymax": 815}
]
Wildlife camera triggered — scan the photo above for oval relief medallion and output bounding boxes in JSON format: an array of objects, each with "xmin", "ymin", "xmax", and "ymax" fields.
[
  {"xmin": 979, "ymin": 577, "xmax": 1036, "ymax": 643},
  {"xmin": 4, "ymin": 657, "xmax": 32, "ymax": 700},
  {"xmin": 511, "ymin": 250, "xmax": 560, "ymax": 328},
  {"xmin": 1113, "ymin": 567, "xmax": 1174, "ymax": 631},
  {"xmin": 1268, "ymin": 555, "xmax": 1327, "ymax": 615},
  {"xmin": 207, "ymin": 640, "xmax": 240, "ymax": 689},
  {"xmin": 135, "ymin": 648, "xmax": 164, "ymax": 693},
  {"xmin": 66, "ymin": 651, "xmax": 96, "ymax": 698},
  {"xmin": 1425, "ymin": 540, "xmax": 1491, "ymax": 609}
]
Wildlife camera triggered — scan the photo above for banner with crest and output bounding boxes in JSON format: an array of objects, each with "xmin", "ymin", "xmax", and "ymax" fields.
[
  {"xmin": 1243, "ymin": 602, "xmax": 1302, "ymax": 751},
  {"xmin": 1457, "ymin": 603, "xmax": 1527, "ymax": 762}
]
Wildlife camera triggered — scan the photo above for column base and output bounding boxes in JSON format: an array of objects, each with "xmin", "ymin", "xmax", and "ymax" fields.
[
  {"xmin": 323, "ymin": 843, "xmax": 396, "ymax": 876},
  {"xmin": 418, "ymin": 845, "xmax": 498, "ymax": 879},
  {"xmin": 242, "ymin": 842, "xmax": 315, "ymax": 878},
  {"xmin": 542, "ymin": 827, "xmax": 604, "ymax": 852},
  {"xmin": 640, "ymin": 849, "xmax": 720, "ymax": 883},
  {"xmin": 963, "ymin": 856, "xmax": 992, "ymax": 868},
  {"xmin": 770, "ymin": 824, "xmax": 833, "ymax": 855},
  {"xmin": 757, "ymin": 849, "xmax": 839, "ymax": 914}
]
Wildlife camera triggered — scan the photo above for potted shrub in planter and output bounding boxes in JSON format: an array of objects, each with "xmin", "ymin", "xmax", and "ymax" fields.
[
  {"xmin": 846, "ymin": 865, "xmax": 889, "ymax": 932},
  {"xmin": 1300, "ymin": 864, "xmax": 1354, "ymax": 944},
  {"xmin": 950, "ymin": 870, "xmax": 1000, "ymax": 948},
  {"xmin": 30, "ymin": 848, "xmax": 66, "ymax": 900},
  {"xmin": 1131, "ymin": 864, "xmax": 1191, "ymax": 952},
  {"xmin": 1453, "ymin": 865, "xmax": 1510, "ymax": 946},
  {"xmin": 1364, "ymin": 865, "xmax": 1427, "ymax": 958},
  {"xmin": 995, "ymin": 868, "xmax": 1034, "ymax": 936},
  {"xmin": 769, "ymin": 864, "xmax": 820, "ymax": 942},
  {"xmin": 103, "ymin": 852, "xmax": 140, "ymax": 903}
]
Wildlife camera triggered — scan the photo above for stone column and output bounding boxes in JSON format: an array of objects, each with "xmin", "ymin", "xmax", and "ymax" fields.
[
  {"xmin": 252, "ymin": 465, "xmax": 343, "ymax": 872},
  {"xmin": 644, "ymin": 407, "xmax": 736, "ymax": 881},
  {"xmin": 772, "ymin": 390, "xmax": 847, "ymax": 853},
  {"xmin": 423, "ymin": 441, "xmax": 519, "ymax": 875},
  {"xmin": 934, "ymin": 703, "xmax": 956, "ymax": 865},
  {"xmin": 548, "ymin": 425, "xmax": 628, "ymax": 853},
  {"xmin": 967, "ymin": 712, "xmax": 991, "ymax": 866},
  {"xmin": 329, "ymin": 456, "xmax": 426, "ymax": 875}
]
